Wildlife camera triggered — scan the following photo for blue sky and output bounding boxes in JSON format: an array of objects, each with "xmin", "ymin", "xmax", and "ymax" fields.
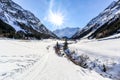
[{"xmin": 13, "ymin": 0, "xmax": 116, "ymax": 31}]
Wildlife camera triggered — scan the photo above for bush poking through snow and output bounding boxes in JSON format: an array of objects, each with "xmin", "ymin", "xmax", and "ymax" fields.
[
  {"xmin": 78, "ymin": 54, "xmax": 89, "ymax": 68},
  {"xmin": 64, "ymin": 49, "xmax": 89, "ymax": 68}
]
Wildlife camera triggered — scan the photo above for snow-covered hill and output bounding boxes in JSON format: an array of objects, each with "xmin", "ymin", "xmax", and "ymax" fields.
[
  {"xmin": 53, "ymin": 27, "xmax": 79, "ymax": 38},
  {"xmin": 0, "ymin": 0, "xmax": 57, "ymax": 39},
  {"xmin": 68, "ymin": 38, "xmax": 120, "ymax": 80},
  {"xmin": 72, "ymin": 0, "xmax": 120, "ymax": 39}
]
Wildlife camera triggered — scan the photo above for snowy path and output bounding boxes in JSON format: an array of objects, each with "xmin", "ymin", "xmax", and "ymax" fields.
[
  {"xmin": 0, "ymin": 39, "xmax": 111, "ymax": 80},
  {"xmin": 19, "ymin": 52, "xmax": 50, "ymax": 80},
  {"xmin": 19, "ymin": 45, "xmax": 109, "ymax": 80}
]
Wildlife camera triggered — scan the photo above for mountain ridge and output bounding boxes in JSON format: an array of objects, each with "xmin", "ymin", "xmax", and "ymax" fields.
[
  {"xmin": 0, "ymin": 0, "xmax": 57, "ymax": 39},
  {"xmin": 72, "ymin": 0, "xmax": 120, "ymax": 39},
  {"xmin": 53, "ymin": 27, "xmax": 79, "ymax": 38}
]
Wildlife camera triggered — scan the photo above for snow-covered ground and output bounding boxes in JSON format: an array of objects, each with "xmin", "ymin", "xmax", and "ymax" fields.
[
  {"xmin": 69, "ymin": 38, "xmax": 120, "ymax": 58},
  {"xmin": 0, "ymin": 38, "xmax": 119, "ymax": 80},
  {"xmin": 69, "ymin": 38, "xmax": 120, "ymax": 80}
]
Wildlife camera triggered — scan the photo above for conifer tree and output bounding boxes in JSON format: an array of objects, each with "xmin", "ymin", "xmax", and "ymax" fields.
[{"xmin": 63, "ymin": 39, "xmax": 68, "ymax": 51}]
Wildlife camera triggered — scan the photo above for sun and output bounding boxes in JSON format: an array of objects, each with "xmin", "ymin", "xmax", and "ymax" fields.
[{"xmin": 48, "ymin": 11, "xmax": 64, "ymax": 26}]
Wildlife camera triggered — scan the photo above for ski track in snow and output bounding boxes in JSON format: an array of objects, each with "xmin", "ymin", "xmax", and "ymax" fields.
[{"xmin": 0, "ymin": 55, "xmax": 40, "ymax": 80}]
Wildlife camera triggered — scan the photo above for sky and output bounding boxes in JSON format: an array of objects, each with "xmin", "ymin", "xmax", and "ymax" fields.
[{"xmin": 12, "ymin": 0, "xmax": 116, "ymax": 31}]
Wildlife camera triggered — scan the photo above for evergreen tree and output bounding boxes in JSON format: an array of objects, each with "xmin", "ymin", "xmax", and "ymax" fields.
[
  {"xmin": 63, "ymin": 39, "xmax": 68, "ymax": 51},
  {"xmin": 56, "ymin": 42, "xmax": 59, "ymax": 48},
  {"xmin": 55, "ymin": 42, "xmax": 60, "ymax": 55},
  {"xmin": 103, "ymin": 64, "xmax": 106, "ymax": 72}
]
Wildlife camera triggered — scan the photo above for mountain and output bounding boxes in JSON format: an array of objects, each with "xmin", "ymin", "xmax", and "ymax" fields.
[
  {"xmin": 53, "ymin": 27, "xmax": 79, "ymax": 38},
  {"xmin": 0, "ymin": 0, "xmax": 57, "ymax": 39},
  {"xmin": 72, "ymin": 0, "xmax": 120, "ymax": 39}
]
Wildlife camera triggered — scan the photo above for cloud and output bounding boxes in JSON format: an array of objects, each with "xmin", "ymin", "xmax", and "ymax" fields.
[
  {"xmin": 49, "ymin": 0, "xmax": 54, "ymax": 10},
  {"xmin": 43, "ymin": 0, "xmax": 54, "ymax": 22}
]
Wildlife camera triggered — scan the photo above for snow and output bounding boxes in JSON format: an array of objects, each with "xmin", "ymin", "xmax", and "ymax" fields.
[
  {"xmin": 0, "ymin": 8, "xmax": 2, "ymax": 12},
  {"xmin": 69, "ymin": 38, "xmax": 120, "ymax": 58},
  {"xmin": 73, "ymin": 0, "xmax": 120, "ymax": 39},
  {"xmin": 4, "ymin": 12, "xmax": 23, "ymax": 31},
  {"xmin": 69, "ymin": 38, "xmax": 120, "ymax": 80},
  {"xmin": 7, "ymin": 9, "xmax": 16, "ymax": 14},
  {"xmin": 53, "ymin": 27, "xmax": 79, "ymax": 38},
  {"xmin": 115, "ymin": 9, "xmax": 120, "ymax": 14},
  {"xmin": 0, "ymin": 39, "xmax": 112, "ymax": 80},
  {"xmin": 0, "ymin": 0, "xmax": 55, "ymax": 37}
]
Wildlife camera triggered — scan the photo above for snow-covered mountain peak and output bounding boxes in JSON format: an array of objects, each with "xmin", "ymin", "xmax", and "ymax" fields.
[
  {"xmin": 53, "ymin": 27, "xmax": 79, "ymax": 38},
  {"xmin": 0, "ymin": 0, "xmax": 57, "ymax": 39},
  {"xmin": 72, "ymin": 0, "xmax": 120, "ymax": 39}
]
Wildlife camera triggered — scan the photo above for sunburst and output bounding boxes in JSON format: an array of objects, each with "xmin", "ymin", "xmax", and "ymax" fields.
[{"xmin": 48, "ymin": 11, "xmax": 64, "ymax": 26}]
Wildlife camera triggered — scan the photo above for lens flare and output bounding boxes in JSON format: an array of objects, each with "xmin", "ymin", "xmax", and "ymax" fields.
[{"xmin": 48, "ymin": 11, "xmax": 64, "ymax": 26}]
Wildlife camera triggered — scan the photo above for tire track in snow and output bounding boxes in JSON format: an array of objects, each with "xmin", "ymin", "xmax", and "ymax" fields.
[
  {"xmin": 18, "ymin": 52, "xmax": 50, "ymax": 80},
  {"xmin": 32, "ymin": 46, "xmax": 56, "ymax": 80}
]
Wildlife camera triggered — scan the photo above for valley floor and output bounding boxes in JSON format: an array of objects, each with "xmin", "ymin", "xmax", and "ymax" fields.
[{"xmin": 0, "ymin": 38, "xmax": 119, "ymax": 80}]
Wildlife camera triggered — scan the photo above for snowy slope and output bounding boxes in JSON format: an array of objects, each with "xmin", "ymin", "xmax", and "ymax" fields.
[
  {"xmin": 72, "ymin": 0, "xmax": 120, "ymax": 39},
  {"xmin": 69, "ymin": 38, "xmax": 120, "ymax": 58},
  {"xmin": 0, "ymin": 0, "xmax": 57, "ymax": 39},
  {"xmin": 69, "ymin": 38, "xmax": 120, "ymax": 80},
  {"xmin": 0, "ymin": 39, "xmax": 111, "ymax": 80},
  {"xmin": 53, "ymin": 27, "xmax": 79, "ymax": 38}
]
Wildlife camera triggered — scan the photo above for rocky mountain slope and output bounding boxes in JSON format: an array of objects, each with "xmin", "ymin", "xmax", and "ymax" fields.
[
  {"xmin": 0, "ymin": 0, "xmax": 57, "ymax": 39},
  {"xmin": 53, "ymin": 27, "xmax": 79, "ymax": 38},
  {"xmin": 72, "ymin": 0, "xmax": 120, "ymax": 39}
]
